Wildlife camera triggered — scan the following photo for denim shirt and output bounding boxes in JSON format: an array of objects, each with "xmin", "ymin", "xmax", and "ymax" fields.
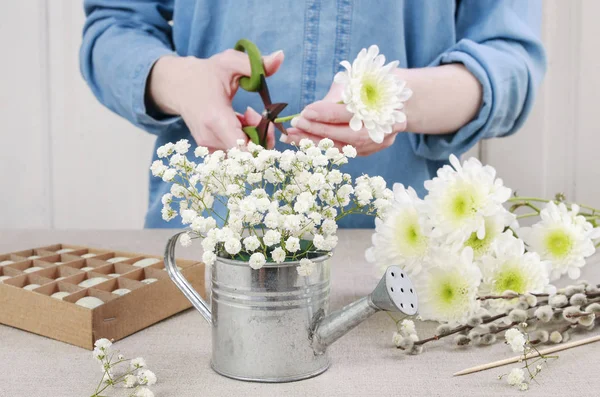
[{"xmin": 80, "ymin": 0, "xmax": 546, "ymax": 228}]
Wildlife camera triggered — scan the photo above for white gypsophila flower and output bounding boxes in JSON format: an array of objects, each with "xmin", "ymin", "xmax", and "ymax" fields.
[
  {"xmin": 202, "ymin": 251, "xmax": 216, "ymax": 266},
  {"xmin": 179, "ymin": 233, "xmax": 193, "ymax": 247},
  {"xmin": 154, "ymin": 138, "xmax": 392, "ymax": 270},
  {"xmin": 92, "ymin": 347, "xmax": 106, "ymax": 362},
  {"xmin": 150, "ymin": 160, "xmax": 167, "ymax": 177},
  {"xmin": 133, "ymin": 388, "xmax": 154, "ymax": 397},
  {"xmin": 124, "ymin": 374, "xmax": 137, "ymax": 388},
  {"xmin": 194, "ymin": 146, "xmax": 209, "ymax": 158},
  {"xmin": 130, "ymin": 357, "xmax": 146, "ymax": 370},
  {"xmin": 414, "ymin": 247, "xmax": 481, "ymax": 325},
  {"xmin": 518, "ymin": 202, "xmax": 600, "ymax": 280},
  {"xmin": 399, "ymin": 319, "xmax": 417, "ymax": 337},
  {"xmin": 334, "ymin": 45, "xmax": 412, "ymax": 143},
  {"xmin": 224, "ymin": 238, "xmax": 242, "ymax": 255},
  {"xmin": 243, "ymin": 236, "xmax": 261, "ymax": 252},
  {"xmin": 392, "ymin": 332, "xmax": 404, "ymax": 347},
  {"xmin": 479, "ymin": 232, "xmax": 551, "ymax": 313},
  {"xmin": 137, "ymin": 369, "xmax": 157, "ymax": 386},
  {"xmin": 504, "ymin": 328, "xmax": 526, "ymax": 353},
  {"xmin": 156, "ymin": 142, "xmax": 174, "ymax": 158},
  {"xmin": 342, "ymin": 145, "xmax": 357, "ymax": 158},
  {"xmin": 365, "ymin": 184, "xmax": 431, "ymax": 276},
  {"xmin": 263, "ymin": 230, "xmax": 281, "ymax": 247},
  {"xmin": 161, "ymin": 168, "xmax": 176, "ymax": 182},
  {"xmin": 174, "ymin": 139, "xmax": 191, "ymax": 154},
  {"xmin": 285, "ymin": 236, "xmax": 301, "ymax": 253},
  {"xmin": 507, "ymin": 367, "xmax": 525, "ymax": 386},
  {"xmin": 271, "ymin": 247, "xmax": 286, "ymax": 263},
  {"xmin": 94, "ymin": 338, "xmax": 112, "ymax": 351},
  {"xmin": 297, "ymin": 258, "xmax": 315, "ymax": 276},
  {"xmin": 424, "ymin": 155, "xmax": 512, "ymax": 245},
  {"xmin": 249, "ymin": 253, "xmax": 266, "ymax": 270}
]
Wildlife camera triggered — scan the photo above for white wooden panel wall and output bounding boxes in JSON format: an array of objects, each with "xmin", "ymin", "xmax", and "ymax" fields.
[
  {"xmin": 47, "ymin": 1, "xmax": 155, "ymax": 229},
  {"xmin": 1, "ymin": 0, "xmax": 599, "ymax": 229},
  {"xmin": 0, "ymin": 1, "xmax": 52, "ymax": 228}
]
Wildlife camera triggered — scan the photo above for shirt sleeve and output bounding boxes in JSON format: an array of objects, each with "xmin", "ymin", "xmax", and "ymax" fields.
[
  {"xmin": 80, "ymin": 0, "xmax": 182, "ymax": 135},
  {"xmin": 408, "ymin": 0, "xmax": 547, "ymax": 161}
]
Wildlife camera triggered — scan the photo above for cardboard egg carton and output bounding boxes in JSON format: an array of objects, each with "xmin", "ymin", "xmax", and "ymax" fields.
[{"xmin": 0, "ymin": 244, "xmax": 205, "ymax": 349}]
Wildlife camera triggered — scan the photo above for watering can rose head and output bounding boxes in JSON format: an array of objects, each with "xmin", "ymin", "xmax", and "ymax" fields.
[{"xmin": 151, "ymin": 138, "xmax": 393, "ymax": 274}]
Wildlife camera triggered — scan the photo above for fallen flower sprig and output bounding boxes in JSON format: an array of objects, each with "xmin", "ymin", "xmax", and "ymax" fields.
[{"xmin": 90, "ymin": 339, "xmax": 157, "ymax": 397}]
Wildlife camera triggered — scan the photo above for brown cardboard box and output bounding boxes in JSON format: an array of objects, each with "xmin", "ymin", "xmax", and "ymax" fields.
[{"xmin": 0, "ymin": 244, "xmax": 205, "ymax": 349}]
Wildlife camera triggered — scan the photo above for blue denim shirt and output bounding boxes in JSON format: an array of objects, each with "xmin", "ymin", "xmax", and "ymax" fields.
[{"xmin": 80, "ymin": 0, "xmax": 546, "ymax": 228}]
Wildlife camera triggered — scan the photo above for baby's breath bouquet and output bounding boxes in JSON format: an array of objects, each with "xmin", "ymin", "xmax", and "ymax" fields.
[
  {"xmin": 372, "ymin": 155, "xmax": 600, "ymax": 391},
  {"xmin": 151, "ymin": 138, "xmax": 391, "ymax": 275}
]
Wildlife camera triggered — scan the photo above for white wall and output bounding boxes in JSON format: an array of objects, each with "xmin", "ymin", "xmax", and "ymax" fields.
[{"xmin": 1, "ymin": 0, "xmax": 599, "ymax": 229}]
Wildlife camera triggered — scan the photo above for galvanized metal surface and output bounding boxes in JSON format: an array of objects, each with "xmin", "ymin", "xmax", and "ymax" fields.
[{"xmin": 164, "ymin": 232, "xmax": 418, "ymax": 382}]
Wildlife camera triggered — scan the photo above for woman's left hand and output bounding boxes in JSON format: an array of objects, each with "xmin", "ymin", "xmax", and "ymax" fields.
[{"xmin": 281, "ymin": 83, "xmax": 407, "ymax": 156}]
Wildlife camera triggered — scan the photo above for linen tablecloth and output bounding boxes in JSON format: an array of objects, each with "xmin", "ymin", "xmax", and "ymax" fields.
[{"xmin": 0, "ymin": 230, "xmax": 597, "ymax": 396}]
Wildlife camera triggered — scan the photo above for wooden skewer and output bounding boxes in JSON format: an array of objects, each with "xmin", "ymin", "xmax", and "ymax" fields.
[{"xmin": 453, "ymin": 334, "xmax": 600, "ymax": 376}]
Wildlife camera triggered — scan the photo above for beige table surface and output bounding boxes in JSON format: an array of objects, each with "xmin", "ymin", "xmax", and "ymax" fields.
[{"xmin": 0, "ymin": 229, "xmax": 598, "ymax": 397}]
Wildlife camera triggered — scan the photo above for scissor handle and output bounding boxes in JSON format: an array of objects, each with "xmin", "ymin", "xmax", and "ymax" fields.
[{"xmin": 234, "ymin": 39, "xmax": 265, "ymax": 92}]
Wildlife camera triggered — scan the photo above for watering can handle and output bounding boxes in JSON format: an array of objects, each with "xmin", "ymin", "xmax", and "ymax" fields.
[{"xmin": 164, "ymin": 231, "xmax": 212, "ymax": 324}]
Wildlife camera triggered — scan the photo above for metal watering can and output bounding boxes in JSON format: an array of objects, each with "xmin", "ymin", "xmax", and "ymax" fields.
[{"xmin": 165, "ymin": 232, "xmax": 418, "ymax": 382}]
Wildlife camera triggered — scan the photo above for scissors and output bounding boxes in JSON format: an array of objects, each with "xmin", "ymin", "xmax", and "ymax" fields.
[{"xmin": 234, "ymin": 39, "xmax": 288, "ymax": 147}]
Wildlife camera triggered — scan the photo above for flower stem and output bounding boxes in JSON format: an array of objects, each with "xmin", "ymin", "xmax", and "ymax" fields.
[{"xmin": 274, "ymin": 113, "xmax": 300, "ymax": 123}]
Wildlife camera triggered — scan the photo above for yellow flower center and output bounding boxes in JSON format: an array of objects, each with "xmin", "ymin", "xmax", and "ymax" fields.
[
  {"xmin": 495, "ymin": 264, "xmax": 526, "ymax": 294},
  {"xmin": 361, "ymin": 78, "xmax": 381, "ymax": 108},
  {"xmin": 393, "ymin": 211, "xmax": 427, "ymax": 256},
  {"xmin": 544, "ymin": 229, "xmax": 573, "ymax": 259}
]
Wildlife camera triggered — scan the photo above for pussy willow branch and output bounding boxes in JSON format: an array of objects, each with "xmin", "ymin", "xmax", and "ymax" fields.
[{"xmin": 402, "ymin": 288, "xmax": 600, "ymax": 349}]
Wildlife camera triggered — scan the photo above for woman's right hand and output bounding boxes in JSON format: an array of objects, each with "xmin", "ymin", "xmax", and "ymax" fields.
[{"xmin": 146, "ymin": 49, "xmax": 284, "ymax": 151}]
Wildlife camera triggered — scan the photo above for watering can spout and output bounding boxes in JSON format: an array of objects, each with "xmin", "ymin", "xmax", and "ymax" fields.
[{"xmin": 310, "ymin": 266, "xmax": 418, "ymax": 354}]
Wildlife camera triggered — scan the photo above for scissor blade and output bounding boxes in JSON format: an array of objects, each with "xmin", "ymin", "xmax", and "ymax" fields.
[
  {"xmin": 256, "ymin": 117, "xmax": 270, "ymax": 146},
  {"xmin": 267, "ymin": 102, "xmax": 288, "ymax": 119},
  {"xmin": 274, "ymin": 122, "xmax": 287, "ymax": 135},
  {"xmin": 258, "ymin": 74, "xmax": 273, "ymax": 107}
]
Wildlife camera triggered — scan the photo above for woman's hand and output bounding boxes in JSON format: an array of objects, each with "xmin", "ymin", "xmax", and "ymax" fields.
[
  {"xmin": 282, "ymin": 82, "xmax": 407, "ymax": 156},
  {"xmin": 147, "ymin": 49, "xmax": 284, "ymax": 151}
]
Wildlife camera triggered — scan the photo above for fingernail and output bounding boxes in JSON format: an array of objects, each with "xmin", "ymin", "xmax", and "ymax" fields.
[
  {"xmin": 266, "ymin": 50, "xmax": 283, "ymax": 61},
  {"xmin": 294, "ymin": 117, "xmax": 311, "ymax": 131},
  {"xmin": 279, "ymin": 134, "xmax": 289, "ymax": 143},
  {"xmin": 301, "ymin": 108, "xmax": 319, "ymax": 120},
  {"xmin": 290, "ymin": 117, "xmax": 300, "ymax": 128}
]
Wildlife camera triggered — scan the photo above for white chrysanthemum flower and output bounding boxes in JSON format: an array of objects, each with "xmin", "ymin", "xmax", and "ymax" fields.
[
  {"xmin": 462, "ymin": 214, "xmax": 509, "ymax": 259},
  {"xmin": 518, "ymin": 202, "xmax": 600, "ymax": 280},
  {"xmin": 479, "ymin": 232, "xmax": 551, "ymax": 313},
  {"xmin": 425, "ymin": 155, "xmax": 512, "ymax": 244},
  {"xmin": 249, "ymin": 253, "xmax": 266, "ymax": 270},
  {"xmin": 413, "ymin": 248, "xmax": 481, "ymax": 325},
  {"xmin": 366, "ymin": 184, "xmax": 431, "ymax": 276},
  {"xmin": 507, "ymin": 367, "xmax": 525, "ymax": 386},
  {"xmin": 334, "ymin": 45, "xmax": 412, "ymax": 143},
  {"xmin": 505, "ymin": 328, "xmax": 526, "ymax": 353}
]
